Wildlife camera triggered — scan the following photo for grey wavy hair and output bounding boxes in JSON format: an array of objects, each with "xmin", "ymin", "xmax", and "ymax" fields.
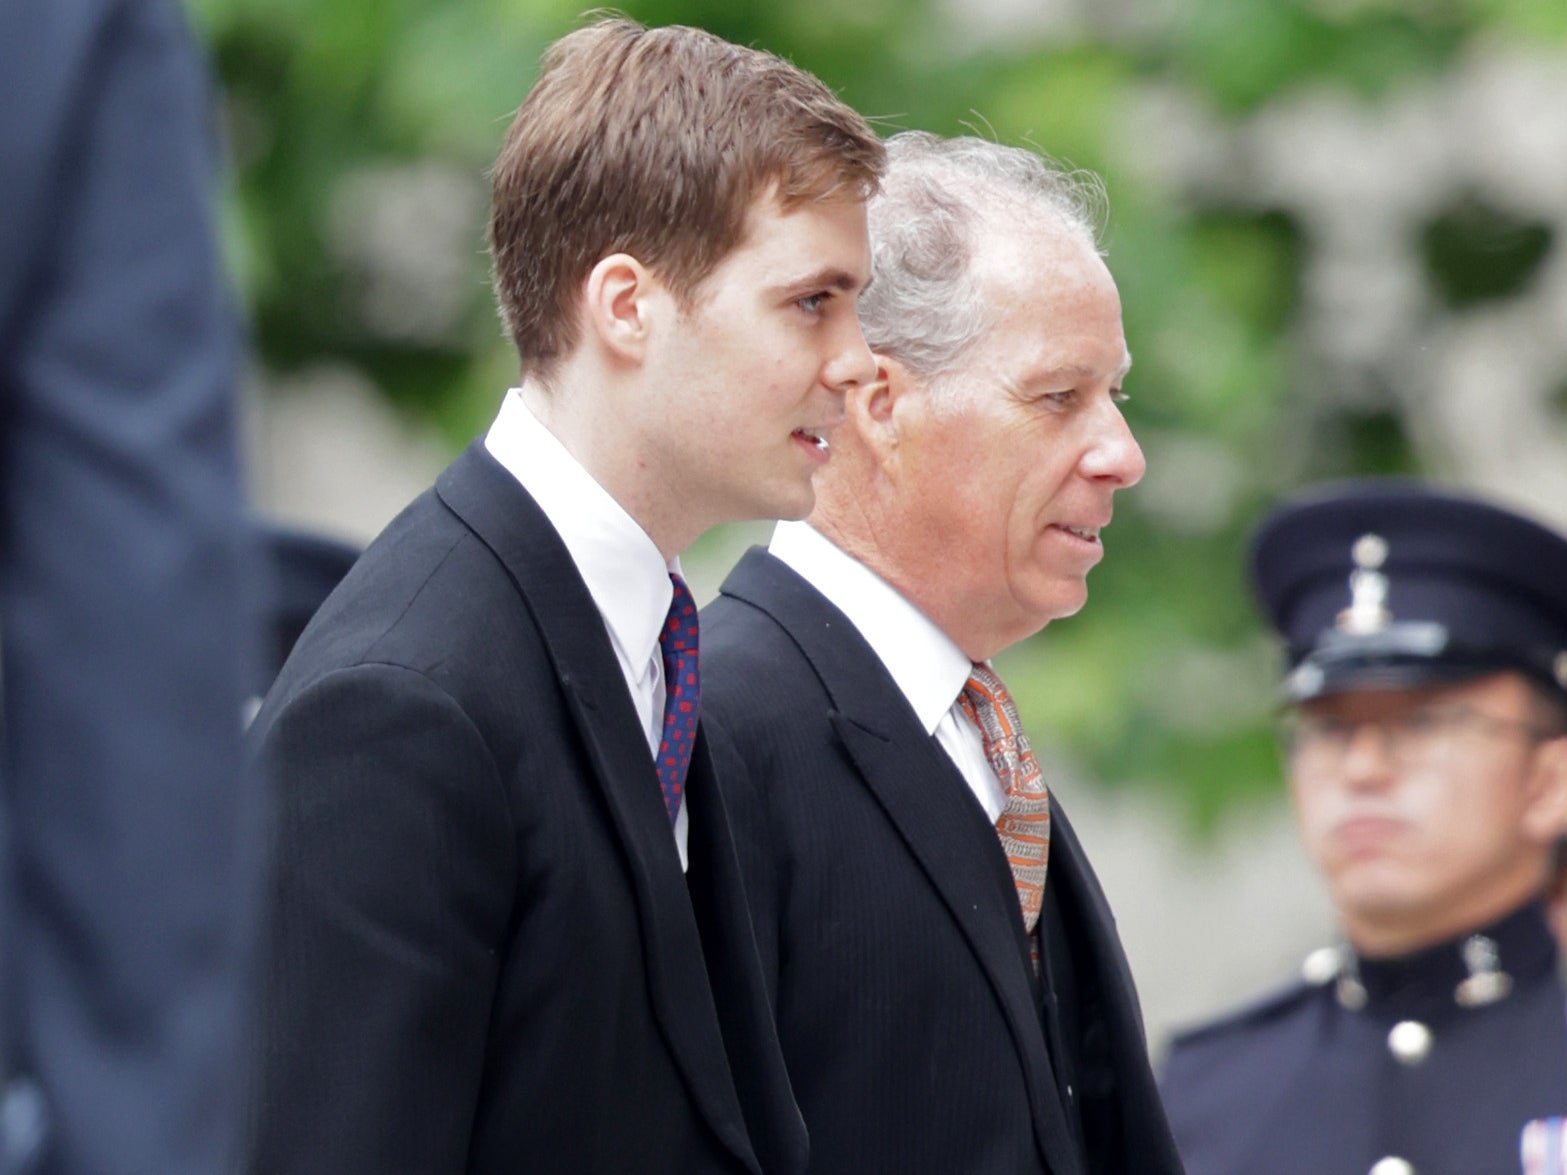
[{"xmin": 859, "ymin": 130, "xmax": 1109, "ymax": 391}]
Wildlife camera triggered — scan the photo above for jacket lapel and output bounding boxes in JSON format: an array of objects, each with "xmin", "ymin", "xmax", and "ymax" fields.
[
  {"xmin": 435, "ymin": 443, "xmax": 759, "ymax": 1175},
  {"xmin": 1044, "ymin": 807, "xmax": 1184, "ymax": 1172},
  {"xmin": 721, "ymin": 547, "xmax": 1083, "ymax": 1174},
  {"xmin": 684, "ymin": 740, "xmax": 810, "ymax": 1175},
  {"xmin": 1046, "ymin": 808, "xmax": 1147, "ymax": 1036}
]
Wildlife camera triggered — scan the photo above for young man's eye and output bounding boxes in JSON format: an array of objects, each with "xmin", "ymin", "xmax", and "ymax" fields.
[{"xmin": 797, "ymin": 292, "xmax": 827, "ymax": 314}]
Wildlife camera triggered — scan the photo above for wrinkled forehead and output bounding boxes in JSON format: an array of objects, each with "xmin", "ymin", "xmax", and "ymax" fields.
[{"xmin": 969, "ymin": 229, "xmax": 1125, "ymax": 356}]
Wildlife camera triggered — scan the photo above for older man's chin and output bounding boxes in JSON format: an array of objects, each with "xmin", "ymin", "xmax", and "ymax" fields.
[{"xmin": 1041, "ymin": 577, "xmax": 1092, "ymax": 624}]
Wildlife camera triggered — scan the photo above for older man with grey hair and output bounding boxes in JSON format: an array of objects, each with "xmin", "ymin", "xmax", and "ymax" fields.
[{"xmin": 700, "ymin": 131, "xmax": 1183, "ymax": 1174}]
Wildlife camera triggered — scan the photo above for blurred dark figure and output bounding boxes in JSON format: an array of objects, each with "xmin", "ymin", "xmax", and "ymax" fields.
[
  {"xmin": 0, "ymin": 0, "xmax": 259, "ymax": 1172},
  {"xmin": 1161, "ymin": 479, "xmax": 1567, "ymax": 1175},
  {"xmin": 247, "ymin": 524, "xmax": 360, "ymax": 711}
]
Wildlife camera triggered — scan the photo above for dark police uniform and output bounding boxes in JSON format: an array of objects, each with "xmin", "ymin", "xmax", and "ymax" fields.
[
  {"xmin": 1163, "ymin": 902, "xmax": 1566, "ymax": 1174},
  {"xmin": 1160, "ymin": 478, "xmax": 1567, "ymax": 1175}
]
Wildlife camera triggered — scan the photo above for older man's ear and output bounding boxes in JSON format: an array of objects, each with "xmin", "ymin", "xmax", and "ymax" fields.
[{"xmin": 844, "ymin": 354, "xmax": 923, "ymax": 466}]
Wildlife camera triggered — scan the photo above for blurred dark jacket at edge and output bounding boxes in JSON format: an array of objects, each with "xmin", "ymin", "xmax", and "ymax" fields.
[{"xmin": 0, "ymin": 0, "xmax": 262, "ymax": 1171}]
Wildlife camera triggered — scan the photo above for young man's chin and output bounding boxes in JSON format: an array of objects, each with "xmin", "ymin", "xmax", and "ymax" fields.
[{"xmin": 763, "ymin": 481, "xmax": 818, "ymax": 525}]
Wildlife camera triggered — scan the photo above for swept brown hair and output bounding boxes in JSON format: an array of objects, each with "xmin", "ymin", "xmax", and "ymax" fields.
[{"xmin": 490, "ymin": 17, "xmax": 884, "ymax": 380}]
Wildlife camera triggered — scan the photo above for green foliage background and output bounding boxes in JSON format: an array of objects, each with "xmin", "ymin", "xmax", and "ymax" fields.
[{"xmin": 190, "ymin": 0, "xmax": 1567, "ymax": 832}]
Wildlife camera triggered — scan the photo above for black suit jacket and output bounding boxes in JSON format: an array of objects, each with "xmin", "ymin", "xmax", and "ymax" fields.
[
  {"xmin": 701, "ymin": 548, "xmax": 1183, "ymax": 1175},
  {"xmin": 1, "ymin": 2, "xmax": 257, "ymax": 1170},
  {"xmin": 244, "ymin": 446, "xmax": 805, "ymax": 1174}
]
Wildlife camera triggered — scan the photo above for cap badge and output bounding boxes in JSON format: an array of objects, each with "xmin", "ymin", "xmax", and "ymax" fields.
[{"xmin": 1337, "ymin": 533, "xmax": 1392, "ymax": 635}]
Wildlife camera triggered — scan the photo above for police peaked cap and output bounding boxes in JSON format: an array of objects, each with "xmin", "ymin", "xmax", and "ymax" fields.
[{"xmin": 1249, "ymin": 478, "xmax": 1567, "ymax": 703}]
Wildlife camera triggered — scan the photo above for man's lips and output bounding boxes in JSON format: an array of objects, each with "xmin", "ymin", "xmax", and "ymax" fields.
[
  {"xmin": 1048, "ymin": 520, "xmax": 1108, "ymax": 545},
  {"xmin": 792, "ymin": 427, "xmax": 832, "ymax": 457},
  {"xmin": 1332, "ymin": 814, "xmax": 1408, "ymax": 855},
  {"xmin": 1056, "ymin": 523, "xmax": 1101, "ymax": 543}
]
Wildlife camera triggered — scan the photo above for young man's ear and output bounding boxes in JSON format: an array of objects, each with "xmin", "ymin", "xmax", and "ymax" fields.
[{"xmin": 582, "ymin": 253, "xmax": 656, "ymax": 362}]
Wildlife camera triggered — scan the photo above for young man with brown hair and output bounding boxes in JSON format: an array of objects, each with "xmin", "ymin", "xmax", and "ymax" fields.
[{"xmin": 243, "ymin": 18, "xmax": 882, "ymax": 1174}]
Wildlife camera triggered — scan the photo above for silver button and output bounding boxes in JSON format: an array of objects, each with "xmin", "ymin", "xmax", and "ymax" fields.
[
  {"xmin": 1370, "ymin": 1158, "xmax": 1414, "ymax": 1175},
  {"xmin": 1387, "ymin": 1020, "xmax": 1433, "ymax": 1065},
  {"xmin": 1336, "ymin": 974, "xmax": 1368, "ymax": 1011},
  {"xmin": 1301, "ymin": 946, "xmax": 1340, "ymax": 985}
]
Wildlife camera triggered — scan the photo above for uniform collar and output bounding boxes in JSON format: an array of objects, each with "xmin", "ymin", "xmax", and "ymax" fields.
[{"xmin": 1335, "ymin": 900, "xmax": 1557, "ymax": 1017}]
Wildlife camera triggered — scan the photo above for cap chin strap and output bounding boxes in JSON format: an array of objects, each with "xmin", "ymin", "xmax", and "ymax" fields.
[{"xmin": 1285, "ymin": 621, "xmax": 1567, "ymax": 704}]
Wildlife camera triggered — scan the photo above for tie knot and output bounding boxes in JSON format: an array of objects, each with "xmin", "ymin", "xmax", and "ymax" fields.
[
  {"xmin": 662, "ymin": 573, "xmax": 699, "ymax": 656},
  {"xmin": 957, "ymin": 660, "xmax": 1051, "ymax": 946},
  {"xmin": 961, "ymin": 662, "xmax": 1021, "ymax": 736}
]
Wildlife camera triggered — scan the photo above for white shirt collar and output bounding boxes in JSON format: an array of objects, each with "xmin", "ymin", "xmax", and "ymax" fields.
[
  {"xmin": 769, "ymin": 520, "xmax": 974, "ymax": 731},
  {"xmin": 484, "ymin": 389, "xmax": 677, "ymax": 681}
]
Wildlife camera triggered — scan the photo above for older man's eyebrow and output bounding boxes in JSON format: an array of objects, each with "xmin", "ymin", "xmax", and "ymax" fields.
[{"xmin": 1029, "ymin": 354, "xmax": 1134, "ymax": 385}]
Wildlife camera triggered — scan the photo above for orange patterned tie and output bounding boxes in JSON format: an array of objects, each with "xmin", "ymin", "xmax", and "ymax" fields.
[{"xmin": 957, "ymin": 663, "xmax": 1052, "ymax": 947}]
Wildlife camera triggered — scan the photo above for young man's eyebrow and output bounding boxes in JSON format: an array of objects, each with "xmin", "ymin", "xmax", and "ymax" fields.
[{"xmin": 776, "ymin": 266, "xmax": 873, "ymax": 296}]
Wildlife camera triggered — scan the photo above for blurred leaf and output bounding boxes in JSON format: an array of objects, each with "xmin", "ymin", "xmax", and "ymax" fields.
[
  {"xmin": 1420, "ymin": 195, "xmax": 1555, "ymax": 309},
  {"xmin": 193, "ymin": 0, "xmax": 1567, "ymax": 834},
  {"xmin": 1166, "ymin": 0, "xmax": 1469, "ymax": 110},
  {"xmin": 984, "ymin": 47, "xmax": 1136, "ymax": 176},
  {"xmin": 1470, "ymin": 0, "xmax": 1567, "ymax": 40}
]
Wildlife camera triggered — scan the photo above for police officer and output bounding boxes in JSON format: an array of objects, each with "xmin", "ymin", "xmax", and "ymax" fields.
[{"xmin": 1161, "ymin": 478, "xmax": 1567, "ymax": 1175}]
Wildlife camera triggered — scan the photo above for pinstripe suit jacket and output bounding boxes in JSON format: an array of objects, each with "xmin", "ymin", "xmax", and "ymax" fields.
[
  {"xmin": 244, "ymin": 447, "xmax": 805, "ymax": 1174},
  {"xmin": 701, "ymin": 547, "xmax": 1184, "ymax": 1175}
]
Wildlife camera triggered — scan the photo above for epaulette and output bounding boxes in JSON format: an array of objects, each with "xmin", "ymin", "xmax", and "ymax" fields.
[{"xmin": 1165, "ymin": 947, "xmax": 1341, "ymax": 1052}]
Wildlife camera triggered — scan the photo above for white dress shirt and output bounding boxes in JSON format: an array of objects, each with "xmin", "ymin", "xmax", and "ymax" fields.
[
  {"xmin": 485, "ymin": 389, "xmax": 690, "ymax": 867},
  {"xmin": 769, "ymin": 520, "xmax": 1007, "ymax": 821}
]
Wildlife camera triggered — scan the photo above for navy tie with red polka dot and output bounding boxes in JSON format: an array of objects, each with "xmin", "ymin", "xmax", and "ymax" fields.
[{"xmin": 656, "ymin": 573, "xmax": 700, "ymax": 824}]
